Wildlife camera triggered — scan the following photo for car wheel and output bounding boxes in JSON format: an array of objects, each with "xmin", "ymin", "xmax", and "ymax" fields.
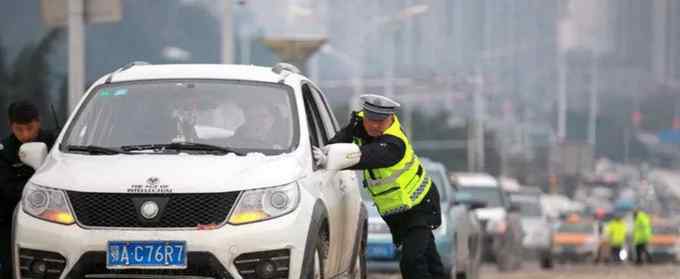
[
  {"xmin": 306, "ymin": 230, "xmax": 329, "ymax": 279},
  {"xmin": 540, "ymin": 255, "xmax": 553, "ymax": 269},
  {"xmin": 468, "ymin": 251, "xmax": 481, "ymax": 279},
  {"xmin": 496, "ymin": 249, "xmax": 513, "ymax": 271},
  {"xmin": 352, "ymin": 232, "xmax": 366, "ymax": 279}
]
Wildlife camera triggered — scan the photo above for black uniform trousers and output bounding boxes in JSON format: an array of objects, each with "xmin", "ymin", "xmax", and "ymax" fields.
[
  {"xmin": 1, "ymin": 220, "xmax": 12, "ymax": 279},
  {"xmin": 635, "ymin": 243, "xmax": 652, "ymax": 264},
  {"xmin": 610, "ymin": 246, "xmax": 623, "ymax": 263},
  {"xmin": 382, "ymin": 184, "xmax": 446, "ymax": 279}
]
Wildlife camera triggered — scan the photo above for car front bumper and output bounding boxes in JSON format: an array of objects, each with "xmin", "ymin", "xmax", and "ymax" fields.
[{"xmin": 13, "ymin": 196, "xmax": 316, "ymax": 279}]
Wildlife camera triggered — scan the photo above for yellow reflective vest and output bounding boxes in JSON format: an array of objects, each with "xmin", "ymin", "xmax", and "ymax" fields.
[
  {"xmin": 354, "ymin": 113, "xmax": 432, "ymax": 216},
  {"xmin": 633, "ymin": 211, "xmax": 652, "ymax": 245},
  {"xmin": 606, "ymin": 219, "xmax": 627, "ymax": 247}
]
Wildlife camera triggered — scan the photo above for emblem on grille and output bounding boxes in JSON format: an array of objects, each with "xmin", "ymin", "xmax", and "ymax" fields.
[
  {"xmin": 140, "ymin": 201, "xmax": 160, "ymax": 220},
  {"xmin": 146, "ymin": 177, "xmax": 160, "ymax": 186}
]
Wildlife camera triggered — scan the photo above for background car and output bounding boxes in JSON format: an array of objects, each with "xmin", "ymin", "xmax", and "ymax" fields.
[
  {"xmin": 647, "ymin": 219, "xmax": 680, "ymax": 262},
  {"xmin": 450, "ymin": 173, "xmax": 524, "ymax": 270},
  {"xmin": 424, "ymin": 158, "xmax": 483, "ymax": 279},
  {"xmin": 510, "ymin": 187, "xmax": 554, "ymax": 269},
  {"xmin": 552, "ymin": 217, "xmax": 600, "ymax": 263}
]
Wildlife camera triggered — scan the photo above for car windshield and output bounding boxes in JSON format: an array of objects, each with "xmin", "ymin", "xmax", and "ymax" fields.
[
  {"xmin": 457, "ymin": 187, "xmax": 503, "ymax": 208},
  {"xmin": 62, "ymin": 80, "xmax": 298, "ymax": 155},
  {"xmin": 510, "ymin": 194, "xmax": 542, "ymax": 217},
  {"xmin": 558, "ymin": 223, "xmax": 593, "ymax": 233}
]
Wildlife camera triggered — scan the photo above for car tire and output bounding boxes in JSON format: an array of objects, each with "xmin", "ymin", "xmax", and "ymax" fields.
[
  {"xmin": 469, "ymin": 252, "xmax": 481, "ymax": 279},
  {"xmin": 305, "ymin": 230, "xmax": 329, "ymax": 279},
  {"xmin": 540, "ymin": 255, "xmax": 553, "ymax": 269},
  {"xmin": 352, "ymin": 231, "xmax": 367, "ymax": 279}
]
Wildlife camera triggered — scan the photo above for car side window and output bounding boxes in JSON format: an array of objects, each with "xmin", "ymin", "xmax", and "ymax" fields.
[
  {"xmin": 310, "ymin": 86, "xmax": 338, "ymax": 138},
  {"xmin": 302, "ymin": 85, "xmax": 322, "ymax": 149},
  {"xmin": 302, "ymin": 84, "xmax": 329, "ymax": 145}
]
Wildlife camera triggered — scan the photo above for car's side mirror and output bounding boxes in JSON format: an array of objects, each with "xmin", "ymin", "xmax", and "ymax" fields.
[
  {"xmin": 19, "ymin": 142, "xmax": 48, "ymax": 170},
  {"xmin": 325, "ymin": 143, "xmax": 361, "ymax": 170}
]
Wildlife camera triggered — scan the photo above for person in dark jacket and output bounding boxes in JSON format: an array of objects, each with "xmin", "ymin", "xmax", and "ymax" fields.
[
  {"xmin": 0, "ymin": 100, "xmax": 55, "ymax": 278},
  {"xmin": 314, "ymin": 94, "xmax": 445, "ymax": 279}
]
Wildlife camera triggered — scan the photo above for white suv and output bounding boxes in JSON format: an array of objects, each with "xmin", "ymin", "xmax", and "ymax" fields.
[{"xmin": 13, "ymin": 62, "xmax": 368, "ymax": 279}]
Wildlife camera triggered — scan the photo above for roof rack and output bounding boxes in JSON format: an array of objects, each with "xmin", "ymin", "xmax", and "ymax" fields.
[
  {"xmin": 272, "ymin": 62, "xmax": 300, "ymax": 83},
  {"xmin": 105, "ymin": 61, "xmax": 151, "ymax": 84}
]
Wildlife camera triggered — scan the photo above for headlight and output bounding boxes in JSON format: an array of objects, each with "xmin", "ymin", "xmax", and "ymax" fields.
[
  {"xmin": 228, "ymin": 183, "xmax": 300, "ymax": 225},
  {"xmin": 22, "ymin": 182, "xmax": 75, "ymax": 225}
]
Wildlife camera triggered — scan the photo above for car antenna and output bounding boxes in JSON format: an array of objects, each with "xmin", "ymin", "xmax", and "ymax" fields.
[{"xmin": 50, "ymin": 104, "xmax": 61, "ymax": 132}]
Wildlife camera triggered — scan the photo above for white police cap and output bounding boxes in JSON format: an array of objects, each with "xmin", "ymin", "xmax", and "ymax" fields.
[{"xmin": 359, "ymin": 94, "xmax": 400, "ymax": 120}]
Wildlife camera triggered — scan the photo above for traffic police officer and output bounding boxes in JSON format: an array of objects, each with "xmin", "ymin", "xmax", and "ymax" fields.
[
  {"xmin": 314, "ymin": 94, "xmax": 446, "ymax": 279},
  {"xmin": 0, "ymin": 100, "xmax": 55, "ymax": 278},
  {"xmin": 606, "ymin": 214, "xmax": 628, "ymax": 263},
  {"xmin": 633, "ymin": 208, "xmax": 652, "ymax": 264}
]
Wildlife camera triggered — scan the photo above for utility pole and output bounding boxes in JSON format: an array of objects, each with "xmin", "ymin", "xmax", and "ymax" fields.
[
  {"xmin": 653, "ymin": 0, "xmax": 668, "ymax": 85},
  {"xmin": 221, "ymin": 0, "xmax": 234, "ymax": 64},
  {"xmin": 473, "ymin": 66, "xmax": 485, "ymax": 172},
  {"xmin": 384, "ymin": 32, "xmax": 395, "ymax": 98},
  {"xmin": 67, "ymin": 0, "xmax": 85, "ymax": 112},
  {"xmin": 557, "ymin": 50, "xmax": 567, "ymax": 142},
  {"xmin": 587, "ymin": 53, "xmax": 599, "ymax": 146},
  {"xmin": 467, "ymin": 120, "xmax": 476, "ymax": 172}
]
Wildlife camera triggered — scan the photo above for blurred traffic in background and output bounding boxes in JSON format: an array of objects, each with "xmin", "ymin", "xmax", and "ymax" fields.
[{"xmin": 4, "ymin": 0, "xmax": 680, "ymax": 278}]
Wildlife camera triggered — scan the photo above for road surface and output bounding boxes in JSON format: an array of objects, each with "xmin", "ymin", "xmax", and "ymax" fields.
[{"xmin": 368, "ymin": 262, "xmax": 680, "ymax": 279}]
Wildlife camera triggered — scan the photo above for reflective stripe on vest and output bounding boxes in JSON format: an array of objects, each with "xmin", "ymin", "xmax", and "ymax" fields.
[
  {"xmin": 352, "ymin": 112, "xmax": 432, "ymax": 216},
  {"xmin": 365, "ymin": 156, "xmax": 416, "ymax": 187}
]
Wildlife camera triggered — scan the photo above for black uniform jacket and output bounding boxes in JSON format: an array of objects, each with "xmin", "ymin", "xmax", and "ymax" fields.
[{"xmin": 0, "ymin": 130, "xmax": 55, "ymax": 224}]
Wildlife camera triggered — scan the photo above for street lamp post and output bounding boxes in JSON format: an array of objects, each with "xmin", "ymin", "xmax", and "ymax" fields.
[
  {"xmin": 67, "ymin": 0, "xmax": 85, "ymax": 112},
  {"xmin": 221, "ymin": 0, "xmax": 234, "ymax": 64}
]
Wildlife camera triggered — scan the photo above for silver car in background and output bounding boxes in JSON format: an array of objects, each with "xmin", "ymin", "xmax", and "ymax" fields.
[
  {"xmin": 451, "ymin": 173, "xmax": 524, "ymax": 271},
  {"xmin": 510, "ymin": 187, "xmax": 554, "ymax": 269}
]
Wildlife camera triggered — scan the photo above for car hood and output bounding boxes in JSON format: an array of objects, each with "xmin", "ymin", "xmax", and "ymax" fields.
[
  {"xmin": 474, "ymin": 207, "xmax": 506, "ymax": 221},
  {"xmin": 31, "ymin": 152, "xmax": 305, "ymax": 193}
]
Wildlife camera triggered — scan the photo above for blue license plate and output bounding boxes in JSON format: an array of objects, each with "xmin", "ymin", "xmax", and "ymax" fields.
[
  {"xmin": 367, "ymin": 243, "xmax": 395, "ymax": 259},
  {"xmin": 107, "ymin": 241, "xmax": 187, "ymax": 269}
]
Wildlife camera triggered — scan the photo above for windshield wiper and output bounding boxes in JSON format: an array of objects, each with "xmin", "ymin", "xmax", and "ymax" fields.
[
  {"xmin": 120, "ymin": 142, "xmax": 243, "ymax": 155},
  {"xmin": 66, "ymin": 145, "xmax": 123, "ymax": 155}
]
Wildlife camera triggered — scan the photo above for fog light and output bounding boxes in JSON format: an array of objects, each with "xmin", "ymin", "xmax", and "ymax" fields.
[
  {"xmin": 255, "ymin": 260, "xmax": 277, "ymax": 279},
  {"xmin": 31, "ymin": 260, "xmax": 47, "ymax": 274}
]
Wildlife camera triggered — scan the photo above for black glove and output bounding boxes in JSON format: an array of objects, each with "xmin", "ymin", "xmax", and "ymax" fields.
[{"xmin": 350, "ymin": 111, "xmax": 362, "ymax": 129}]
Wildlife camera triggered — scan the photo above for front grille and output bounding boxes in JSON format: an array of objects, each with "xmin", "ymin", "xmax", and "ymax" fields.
[
  {"xmin": 234, "ymin": 249, "xmax": 290, "ymax": 279},
  {"xmin": 67, "ymin": 191, "xmax": 240, "ymax": 228},
  {"xmin": 67, "ymin": 251, "xmax": 233, "ymax": 279},
  {"xmin": 19, "ymin": 248, "xmax": 67, "ymax": 279}
]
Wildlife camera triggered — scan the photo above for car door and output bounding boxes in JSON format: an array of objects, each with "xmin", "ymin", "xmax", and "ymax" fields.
[
  {"xmin": 446, "ymin": 174, "xmax": 473, "ymax": 268},
  {"xmin": 302, "ymin": 83, "xmax": 346, "ymax": 276},
  {"xmin": 309, "ymin": 84, "xmax": 363, "ymax": 274}
]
